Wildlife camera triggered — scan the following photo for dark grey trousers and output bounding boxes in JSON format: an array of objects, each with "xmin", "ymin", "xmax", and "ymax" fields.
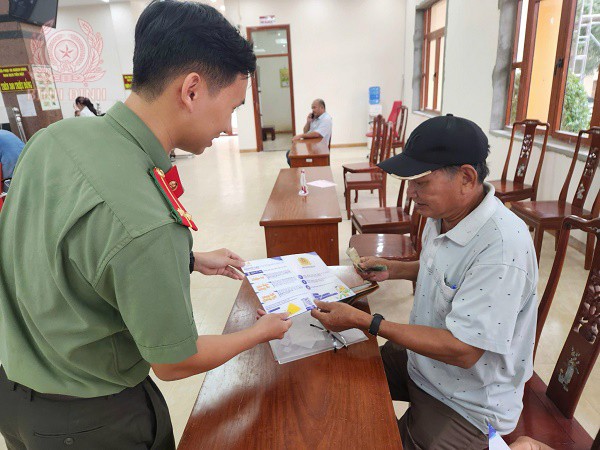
[
  {"xmin": 381, "ymin": 342, "xmax": 488, "ymax": 450},
  {"xmin": 0, "ymin": 366, "xmax": 175, "ymax": 450}
]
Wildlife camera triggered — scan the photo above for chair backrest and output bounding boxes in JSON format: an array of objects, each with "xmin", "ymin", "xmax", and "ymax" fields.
[
  {"xmin": 368, "ymin": 115, "xmax": 385, "ymax": 166},
  {"xmin": 409, "ymin": 210, "xmax": 425, "ymax": 254},
  {"xmin": 387, "ymin": 101, "xmax": 403, "ymax": 126},
  {"xmin": 534, "ymin": 216, "xmax": 600, "ymax": 419},
  {"xmin": 592, "ymin": 429, "xmax": 600, "ymax": 450},
  {"xmin": 376, "ymin": 121, "xmax": 394, "ymax": 165},
  {"xmin": 559, "ymin": 127, "xmax": 600, "ymax": 211},
  {"xmin": 396, "ymin": 179, "xmax": 413, "ymax": 214},
  {"xmin": 502, "ymin": 119, "xmax": 549, "ymax": 198},
  {"xmin": 395, "ymin": 105, "xmax": 409, "ymax": 146}
]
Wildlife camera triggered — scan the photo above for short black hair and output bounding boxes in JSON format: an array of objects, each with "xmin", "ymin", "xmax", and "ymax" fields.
[{"xmin": 132, "ymin": 0, "xmax": 256, "ymax": 98}]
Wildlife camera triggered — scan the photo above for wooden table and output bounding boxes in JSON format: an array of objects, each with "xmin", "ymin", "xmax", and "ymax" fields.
[
  {"xmin": 289, "ymin": 137, "xmax": 330, "ymax": 168},
  {"xmin": 260, "ymin": 167, "xmax": 341, "ymax": 265},
  {"xmin": 178, "ymin": 267, "xmax": 402, "ymax": 450}
]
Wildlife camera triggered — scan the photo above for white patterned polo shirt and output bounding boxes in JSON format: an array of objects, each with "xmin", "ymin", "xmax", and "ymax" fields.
[{"xmin": 407, "ymin": 182, "xmax": 538, "ymax": 435}]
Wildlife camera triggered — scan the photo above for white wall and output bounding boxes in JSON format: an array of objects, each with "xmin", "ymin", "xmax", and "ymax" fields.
[
  {"xmin": 225, "ymin": 0, "xmax": 406, "ymax": 150},
  {"xmin": 51, "ymin": 4, "xmax": 127, "ymax": 117},
  {"xmin": 401, "ymin": 0, "xmax": 599, "ymax": 246},
  {"xmin": 257, "ymin": 56, "xmax": 292, "ymax": 131}
]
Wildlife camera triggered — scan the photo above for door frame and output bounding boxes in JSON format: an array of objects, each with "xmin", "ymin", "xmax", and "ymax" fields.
[{"xmin": 247, "ymin": 24, "xmax": 296, "ymax": 152}]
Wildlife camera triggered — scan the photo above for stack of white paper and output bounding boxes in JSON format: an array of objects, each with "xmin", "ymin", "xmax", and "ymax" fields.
[{"xmin": 269, "ymin": 312, "xmax": 368, "ymax": 364}]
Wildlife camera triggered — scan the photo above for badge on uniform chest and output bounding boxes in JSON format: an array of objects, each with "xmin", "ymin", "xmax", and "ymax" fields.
[{"xmin": 150, "ymin": 166, "xmax": 198, "ymax": 231}]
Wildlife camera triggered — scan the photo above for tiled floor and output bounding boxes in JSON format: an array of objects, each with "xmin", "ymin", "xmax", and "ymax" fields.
[
  {"xmin": 1, "ymin": 137, "xmax": 597, "ymax": 449},
  {"xmin": 262, "ymin": 132, "xmax": 293, "ymax": 151},
  {"xmin": 163, "ymin": 137, "xmax": 599, "ymax": 444}
]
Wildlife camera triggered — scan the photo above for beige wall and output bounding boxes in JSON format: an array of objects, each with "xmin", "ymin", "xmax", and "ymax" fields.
[
  {"xmin": 225, "ymin": 0, "xmax": 406, "ymax": 150},
  {"xmin": 402, "ymin": 0, "xmax": 599, "ymax": 247}
]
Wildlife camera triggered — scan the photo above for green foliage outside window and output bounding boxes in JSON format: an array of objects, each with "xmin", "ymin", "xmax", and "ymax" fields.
[{"xmin": 561, "ymin": 72, "xmax": 591, "ymax": 133}]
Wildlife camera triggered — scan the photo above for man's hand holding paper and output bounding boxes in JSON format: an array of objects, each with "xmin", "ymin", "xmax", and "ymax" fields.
[{"xmin": 310, "ymin": 300, "xmax": 371, "ymax": 333}]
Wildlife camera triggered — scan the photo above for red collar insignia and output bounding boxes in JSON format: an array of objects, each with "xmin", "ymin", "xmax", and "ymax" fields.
[{"xmin": 150, "ymin": 166, "xmax": 198, "ymax": 231}]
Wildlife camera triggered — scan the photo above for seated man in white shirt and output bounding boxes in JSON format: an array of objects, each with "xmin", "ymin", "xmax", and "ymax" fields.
[
  {"xmin": 286, "ymin": 98, "xmax": 332, "ymax": 165},
  {"xmin": 311, "ymin": 114, "xmax": 538, "ymax": 450}
]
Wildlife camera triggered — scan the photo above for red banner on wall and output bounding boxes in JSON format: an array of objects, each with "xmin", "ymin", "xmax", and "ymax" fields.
[{"xmin": 0, "ymin": 66, "xmax": 34, "ymax": 92}]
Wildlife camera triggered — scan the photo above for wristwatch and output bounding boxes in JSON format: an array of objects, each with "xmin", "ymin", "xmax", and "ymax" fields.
[
  {"xmin": 368, "ymin": 313, "xmax": 385, "ymax": 336},
  {"xmin": 189, "ymin": 251, "xmax": 195, "ymax": 274}
]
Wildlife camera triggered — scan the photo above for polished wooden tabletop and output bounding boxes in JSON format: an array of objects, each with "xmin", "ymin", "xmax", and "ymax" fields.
[
  {"xmin": 178, "ymin": 266, "xmax": 402, "ymax": 450},
  {"xmin": 289, "ymin": 137, "xmax": 330, "ymax": 158},
  {"xmin": 259, "ymin": 167, "xmax": 342, "ymax": 226}
]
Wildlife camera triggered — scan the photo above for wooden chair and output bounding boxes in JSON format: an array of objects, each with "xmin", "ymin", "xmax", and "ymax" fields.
[
  {"xmin": 391, "ymin": 105, "xmax": 408, "ymax": 156},
  {"xmin": 505, "ymin": 216, "xmax": 599, "ymax": 449},
  {"xmin": 489, "ymin": 119, "xmax": 550, "ymax": 203},
  {"xmin": 344, "ymin": 121, "xmax": 393, "ymax": 219},
  {"xmin": 343, "ymin": 114, "xmax": 385, "ymax": 178},
  {"xmin": 511, "ymin": 127, "xmax": 600, "ymax": 270},
  {"xmin": 350, "ymin": 180, "xmax": 412, "ymax": 235},
  {"xmin": 592, "ymin": 430, "xmax": 600, "ymax": 450},
  {"xmin": 366, "ymin": 102, "xmax": 403, "ymax": 137},
  {"xmin": 348, "ymin": 210, "xmax": 424, "ymax": 262}
]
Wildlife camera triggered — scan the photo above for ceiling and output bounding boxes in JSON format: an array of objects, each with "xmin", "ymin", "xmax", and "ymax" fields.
[
  {"xmin": 59, "ymin": 0, "xmax": 133, "ymax": 6},
  {"xmin": 58, "ymin": 0, "xmax": 225, "ymax": 8}
]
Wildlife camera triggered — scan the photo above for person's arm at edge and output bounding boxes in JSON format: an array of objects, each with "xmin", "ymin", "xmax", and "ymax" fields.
[
  {"xmin": 358, "ymin": 257, "xmax": 420, "ymax": 282},
  {"xmin": 303, "ymin": 119, "xmax": 311, "ymax": 133},
  {"xmin": 312, "ymin": 301, "xmax": 483, "ymax": 369},
  {"xmin": 293, "ymin": 131, "xmax": 323, "ymax": 141},
  {"xmin": 151, "ymin": 312, "xmax": 290, "ymax": 381}
]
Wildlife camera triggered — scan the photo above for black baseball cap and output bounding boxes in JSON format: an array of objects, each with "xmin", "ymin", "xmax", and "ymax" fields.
[{"xmin": 378, "ymin": 114, "xmax": 489, "ymax": 180}]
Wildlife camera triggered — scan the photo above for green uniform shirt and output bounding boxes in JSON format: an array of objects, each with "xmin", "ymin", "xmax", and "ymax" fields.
[{"xmin": 0, "ymin": 102, "xmax": 198, "ymax": 397}]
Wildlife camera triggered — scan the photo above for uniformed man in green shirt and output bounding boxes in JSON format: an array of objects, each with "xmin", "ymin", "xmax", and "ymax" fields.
[{"xmin": 0, "ymin": 2, "xmax": 291, "ymax": 449}]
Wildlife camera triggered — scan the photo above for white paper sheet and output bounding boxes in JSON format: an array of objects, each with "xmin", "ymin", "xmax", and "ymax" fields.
[
  {"xmin": 488, "ymin": 424, "xmax": 511, "ymax": 450},
  {"xmin": 31, "ymin": 65, "xmax": 61, "ymax": 111},
  {"xmin": 306, "ymin": 179, "xmax": 337, "ymax": 188},
  {"xmin": 16, "ymin": 94, "xmax": 36, "ymax": 117},
  {"xmin": 243, "ymin": 252, "xmax": 354, "ymax": 318},
  {"xmin": 269, "ymin": 312, "xmax": 368, "ymax": 363}
]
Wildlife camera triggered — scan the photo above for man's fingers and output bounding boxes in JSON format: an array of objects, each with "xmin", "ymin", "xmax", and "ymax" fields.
[
  {"xmin": 226, "ymin": 251, "xmax": 245, "ymax": 265},
  {"xmin": 310, "ymin": 308, "xmax": 327, "ymax": 321},
  {"xmin": 221, "ymin": 268, "xmax": 240, "ymax": 280},
  {"xmin": 313, "ymin": 300, "xmax": 332, "ymax": 311}
]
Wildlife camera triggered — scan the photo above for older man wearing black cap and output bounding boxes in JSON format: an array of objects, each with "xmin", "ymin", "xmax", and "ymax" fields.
[{"xmin": 312, "ymin": 115, "xmax": 538, "ymax": 449}]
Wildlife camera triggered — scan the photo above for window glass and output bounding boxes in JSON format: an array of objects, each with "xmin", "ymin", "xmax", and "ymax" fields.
[
  {"xmin": 526, "ymin": 0, "xmax": 563, "ymax": 121},
  {"xmin": 559, "ymin": 0, "xmax": 599, "ymax": 132},
  {"xmin": 431, "ymin": 0, "xmax": 447, "ymax": 32}
]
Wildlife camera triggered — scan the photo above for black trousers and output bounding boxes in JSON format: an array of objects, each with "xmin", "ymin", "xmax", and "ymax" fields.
[{"xmin": 0, "ymin": 366, "xmax": 175, "ymax": 450}]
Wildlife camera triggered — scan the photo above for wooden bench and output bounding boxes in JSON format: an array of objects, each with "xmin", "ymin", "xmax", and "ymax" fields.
[
  {"xmin": 261, "ymin": 125, "xmax": 275, "ymax": 141},
  {"xmin": 504, "ymin": 216, "xmax": 599, "ymax": 449}
]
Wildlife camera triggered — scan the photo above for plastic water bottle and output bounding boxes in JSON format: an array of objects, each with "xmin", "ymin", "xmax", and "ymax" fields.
[{"xmin": 298, "ymin": 169, "xmax": 309, "ymax": 196}]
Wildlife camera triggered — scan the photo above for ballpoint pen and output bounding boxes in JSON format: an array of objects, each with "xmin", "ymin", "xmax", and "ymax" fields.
[{"xmin": 310, "ymin": 323, "xmax": 347, "ymax": 349}]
